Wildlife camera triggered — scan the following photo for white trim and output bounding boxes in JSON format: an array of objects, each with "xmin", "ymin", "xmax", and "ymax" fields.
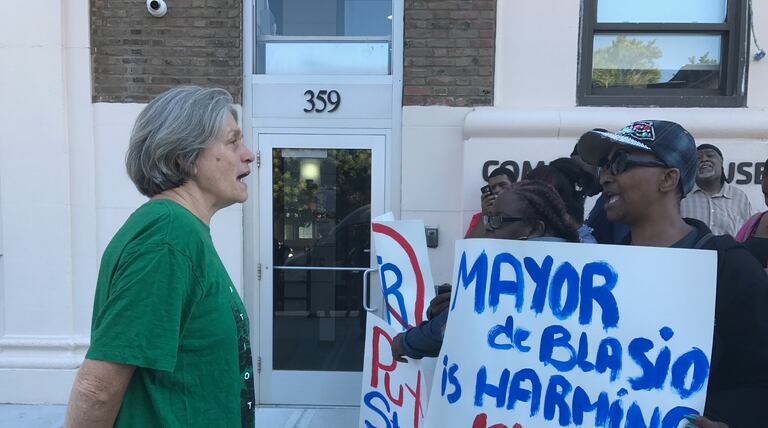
[
  {"xmin": 464, "ymin": 107, "xmax": 768, "ymax": 140},
  {"xmin": 389, "ymin": 0, "xmax": 404, "ymax": 217},
  {"xmin": 250, "ymin": 74, "xmax": 393, "ymax": 85},
  {"xmin": 242, "ymin": 0, "xmax": 260, "ymax": 405},
  {"xmin": 260, "ymin": 35, "xmax": 392, "ymax": 42},
  {"xmin": 256, "ymin": 131, "xmax": 387, "ymax": 405},
  {"xmin": 0, "ymin": 335, "xmax": 89, "ymax": 369},
  {"xmin": 243, "ymin": 0, "xmax": 404, "ymax": 406},
  {"xmin": 250, "ymin": 118, "xmax": 393, "ymax": 129}
]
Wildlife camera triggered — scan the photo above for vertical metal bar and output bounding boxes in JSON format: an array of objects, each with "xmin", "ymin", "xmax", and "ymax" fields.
[{"xmin": 362, "ymin": 268, "xmax": 378, "ymax": 312}]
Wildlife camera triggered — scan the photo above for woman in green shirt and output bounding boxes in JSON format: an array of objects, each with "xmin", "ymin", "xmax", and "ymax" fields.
[{"xmin": 66, "ymin": 86, "xmax": 256, "ymax": 428}]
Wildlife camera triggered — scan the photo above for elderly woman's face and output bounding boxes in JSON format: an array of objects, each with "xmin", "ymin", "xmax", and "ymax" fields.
[{"xmin": 192, "ymin": 113, "xmax": 254, "ymax": 208}]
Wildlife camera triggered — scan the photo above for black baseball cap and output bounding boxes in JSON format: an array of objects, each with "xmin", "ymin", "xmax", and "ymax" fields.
[{"xmin": 577, "ymin": 120, "xmax": 698, "ymax": 196}]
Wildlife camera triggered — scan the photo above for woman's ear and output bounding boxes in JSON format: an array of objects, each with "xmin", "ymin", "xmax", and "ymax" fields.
[{"xmin": 659, "ymin": 168, "xmax": 681, "ymax": 194}]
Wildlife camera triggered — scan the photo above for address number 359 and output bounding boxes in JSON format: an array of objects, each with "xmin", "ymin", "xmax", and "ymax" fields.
[{"xmin": 304, "ymin": 90, "xmax": 341, "ymax": 113}]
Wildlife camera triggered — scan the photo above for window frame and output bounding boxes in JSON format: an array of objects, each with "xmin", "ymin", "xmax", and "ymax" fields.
[
  {"xmin": 577, "ymin": 0, "xmax": 749, "ymax": 107},
  {"xmin": 252, "ymin": 0, "xmax": 394, "ymax": 75}
]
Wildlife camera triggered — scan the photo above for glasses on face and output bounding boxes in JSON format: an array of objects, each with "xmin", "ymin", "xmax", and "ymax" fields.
[
  {"xmin": 599, "ymin": 150, "xmax": 668, "ymax": 176},
  {"xmin": 486, "ymin": 215, "xmax": 526, "ymax": 231}
]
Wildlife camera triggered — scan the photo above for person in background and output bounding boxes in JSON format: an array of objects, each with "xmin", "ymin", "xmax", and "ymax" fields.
[
  {"xmin": 735, "ymin": 157, "xmax": 768, "ymax": 269},
  {"xmin": 465, "ymin": 167, "xmax": 516, "ymax": 238},
  {"xmin": 391, "ymin": 180, "xmax": 580, "ymax": 361},
  {"xmin": 524, "ymin": 157, "xmax": 600, "ymax": 243},
  {"xmin": 573, "ymin": 142, "xmax": 631, "ymax": 245},
  {"xmin": 577, "ymin": 119, "xmax": 768, "ymax": 428},
  {"xmin": 65, "ymin": 86, "xmax": 256, "ymax": 427},
  {"xmin": 681, "ymin": 143, "xmax": 752, "ymax": 236}
]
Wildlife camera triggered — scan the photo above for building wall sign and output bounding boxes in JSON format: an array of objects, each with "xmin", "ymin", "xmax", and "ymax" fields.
[
  {"xmin": 464, "ymin": 140, "xmax": 768, "ymax": 226},
  {"xmin": 252, "ymin": 82, "xmax": 392, "ymax": 119},
  {"xmin": 303, "ymin": 90, "xmax": 341, "ymax": 113}
]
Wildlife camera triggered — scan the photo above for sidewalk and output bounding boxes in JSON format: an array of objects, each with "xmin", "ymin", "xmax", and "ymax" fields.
[{"xmin": 0, "ymin": 404, "xmax": 359, "ymax": 428}]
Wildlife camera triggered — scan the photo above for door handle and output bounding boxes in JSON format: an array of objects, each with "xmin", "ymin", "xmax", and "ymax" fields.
[{"xmin": 362, "ymin": 268, "xmax": 378, "ymax": 312}]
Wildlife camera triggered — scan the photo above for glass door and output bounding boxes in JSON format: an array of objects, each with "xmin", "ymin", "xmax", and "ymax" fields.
[{"xmin": 258, "ymin": 133, "xmax": 385, "ymax": 405}]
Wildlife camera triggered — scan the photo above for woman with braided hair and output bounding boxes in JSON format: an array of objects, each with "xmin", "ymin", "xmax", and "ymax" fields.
[
  {"xmin": 524, "ymin": 158, "xmax": 599, "ymax": 243},
  {"xmin": 486, "ymin": 180, "xmax": 581, "ymax": 243},
  {"xmin": 390, "ymin": 180, "xmax": 579, "ymax": 361}
]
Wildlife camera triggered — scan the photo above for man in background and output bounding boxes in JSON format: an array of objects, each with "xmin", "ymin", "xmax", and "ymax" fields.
[
  {"xmin": 465, "ymin": 167, "xmax": 515, "ymax": 238},
  {"xmin": 681, "ymin": 143, "xmax": 752, "ymax": 236}
]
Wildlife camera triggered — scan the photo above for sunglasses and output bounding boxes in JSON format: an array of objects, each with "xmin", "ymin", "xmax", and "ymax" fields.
[
  {"xmin": 599, "ymin": 150, "xmax": 668, "ymax": 176},
  {"xmin": 486, "ymin": 215, "xmax": 526, "ymax": 231}
]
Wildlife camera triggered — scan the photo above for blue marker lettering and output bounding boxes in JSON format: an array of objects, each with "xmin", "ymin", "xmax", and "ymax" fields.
[
  {"xmin": 525, "ymin": 255, "xmax": 554, "ymax": 314},
  {"xmin": 363, "ymin": 391, "xmax": 394, "ymax": 428},
  {"xmin": 575, "ymin": 332, "xmax": 596, "ymax": 373},
  {"xmin": 507, "ymin": 368, "xmax": 542, "ymax": 416},
  {"xmin": 670, "ymin": 348, "xmax": 709, "ymax": 400},
  {"xmin": 661, "ymin": 406, "xmax": 698, "ymax": 428},
  {"xmin": 452, "ymin": 251, "xmax": 488, "ymax": 314},
  {"xmin": 595, "ymin": 337, "xmax": 622, "ymax": 382},
  {"xmin": 487, "ymin": 315, "xmax": 531, "ymax": 352},
  {"xmin": 378, "ymin": 256, "xmax": 408, "ymax": 326},
  {"xmin": 549, "ymin": 262, "xmax": 580, "ymax": 320},
  {"xmin": 625, "ymin": 401, "xmax": 661, "ymax": 428},
  {"xmin": 607, "ymin": 393, "xmax": 624, "ymax": 428},
  {"xmin": 474, "ymin": 366, "xmax": 509, "ymax": 408},
  {"xmin": 543, "ymin": 375, "xmax": 572, "ymax": 427},
  {"xmin": 539, "ymin": 325, "xmax": 576, "ymax": 373},
  {"xmin": 489, "ymin": 252, "xmax": 525, "ymax": 313},
  {"xmin": 579, "ymin": 262, "xmax": 619, "ymax": 330},
  {"xmin": 628, "ymin": 337, "xmax": 657, "ymax": 391},
  {"xmin": 571, "ymin": 387, "xmax": 608, "ymax": 426}
]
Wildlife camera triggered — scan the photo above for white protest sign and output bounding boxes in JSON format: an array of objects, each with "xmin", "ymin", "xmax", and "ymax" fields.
[
  {"xmin": 426, "ymin": 239, "xmax": 717, "ymax": 428},
  {"xmin": 360, "ymin": 312, "xmax": 430, "ymax": 428},
  {"xmin": 372, "ymin": 219, "xmax": 437, "ymax": 329}
]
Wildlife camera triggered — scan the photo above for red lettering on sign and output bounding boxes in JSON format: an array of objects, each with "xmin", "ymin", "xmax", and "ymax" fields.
[
  {"xmin": 471, "ymin": 413, "xmax": 522, "ymax": 428},
  {"xmin": 370, "ymin": 326, "xmax": 395, "ymax": 388}
]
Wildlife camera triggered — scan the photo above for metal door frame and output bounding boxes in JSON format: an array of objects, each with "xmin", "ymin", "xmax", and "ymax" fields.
[{"xmin": 255, "ymin": 129, "xmax": 386, "ymax": 405}]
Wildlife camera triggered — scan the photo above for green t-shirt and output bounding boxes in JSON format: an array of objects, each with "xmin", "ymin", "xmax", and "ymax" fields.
[{"xmin": 86, "ymin": 199, "xmax": 255, "ymax": 427}]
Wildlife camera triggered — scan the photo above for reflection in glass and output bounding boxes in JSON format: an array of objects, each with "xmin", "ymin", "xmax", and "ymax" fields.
[
  {"xmin": 257, "ymin": 0, "xmax": 392, "ymax": 37},
  {"xmin": 273, "ymin": 270, "xmax": 366, "ymax": 371},
  {"xmin": 273, "ymin": 148, "xmax": 372, "ymax": 268},
  {"xmin": 265, "ymin": 42, "xmax": 390, "ymax": 75},
  {"xmin": 272, "ymin": 148, "xmax": 372, "ymax": 371},
  {"xmin": 597, "ymin": 0, "xmax": 727, "ymax": 23},
  {"xmin": 255, "ymin": 0, "xmax": 393, "ymax": 74},
  {"xmin": 592, "ymin": 34, "xmax": 722, "ymax": 90}
]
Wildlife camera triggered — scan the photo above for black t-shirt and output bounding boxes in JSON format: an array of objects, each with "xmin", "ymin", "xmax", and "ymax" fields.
[
  {"xmin": 670, "ymin": 226, "xmax": 699, "ymax": 248},
  {"xmin": 743, "ymin": 236, "xmax": 768, "ymax": 268}
]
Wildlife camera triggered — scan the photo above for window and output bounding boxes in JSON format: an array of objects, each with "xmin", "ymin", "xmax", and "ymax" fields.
[
  {"xmin": 578, "ymin": 0, "xmax": 749, "ymax": 107},
  {"xmin": 254, "ymin": 0, "xmax": 393, "ymax": 75}
]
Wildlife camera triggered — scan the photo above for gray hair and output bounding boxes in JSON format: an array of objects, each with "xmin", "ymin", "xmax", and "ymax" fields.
[{"xmin": 126, "ymin": 86, "xmax": 238, "ymax": 197}]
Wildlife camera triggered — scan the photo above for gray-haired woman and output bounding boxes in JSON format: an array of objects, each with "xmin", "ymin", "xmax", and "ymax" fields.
[{"xmin": 65, "ymin": 86, "xmax": 255, "ymax": 428}]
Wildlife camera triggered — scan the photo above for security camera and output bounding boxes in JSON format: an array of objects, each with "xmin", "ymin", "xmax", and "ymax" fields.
[{"xmin": 146, "ymin": 0, "xmax": 167, "ymax": 18}]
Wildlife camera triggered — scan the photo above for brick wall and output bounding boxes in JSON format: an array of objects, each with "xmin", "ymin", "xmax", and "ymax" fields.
[
  {"xmin": 403, "ymin": 0, "xmax": 496, "ymax": 106},
  {"xmin": 90, "ymin": 0, "xmax": 242, "ymax": 103}
]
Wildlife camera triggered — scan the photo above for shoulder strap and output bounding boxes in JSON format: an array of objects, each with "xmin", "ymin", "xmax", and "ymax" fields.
[
  {"xmin": 695, "ymin": 233, "xmax": 742, "ymax": 253},
  {"xmin": 693, "ymin": 232, "xmax": 715, "ymax": 249}
]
